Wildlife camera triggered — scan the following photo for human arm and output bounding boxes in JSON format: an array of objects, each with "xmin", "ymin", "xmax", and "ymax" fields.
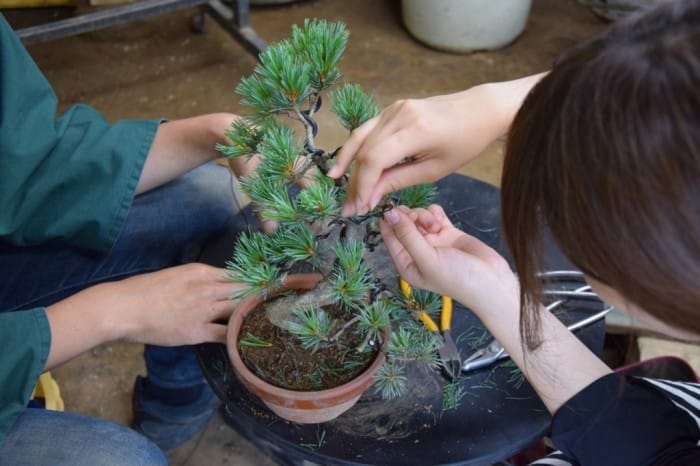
[
  {"xmin": 380, "ymin": 205, "xmax": 611, "ymax": 413},
  {"xmin": 42, "ymin": 263, "xmax": 246, "ymax": 369},
  {"xmin": 1, "ymin": 14, "xmax": 253, "ymax": 250},
  {"xmin": 136, "ymin": 113, "xmax": 256, "ymax": 194},
  {"xmin": 327, "ymin": 73, "xmax": 546, "ymax": 216},
  {"xmin": 0, "ymin": 264, "xmax": 246, "ymax": 438}
]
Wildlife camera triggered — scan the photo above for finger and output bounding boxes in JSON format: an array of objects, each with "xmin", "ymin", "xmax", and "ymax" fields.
[
  {"xmin": 382, "ymin": 208, "xmax": 438, "ymax": 277},
  {"xmin": 426, "ymin": 204, "xmax": 449, "ymax": 224},
  {"xmin": 261, "ymin": 219, "xmax": 278, "ymax": 233},
  {"xmin": 296, "ymin": 157, "xmax": 317, "ymax": 188},
  {"xmin": 228, "ymin": 152, "xmax": 261, "ymax": 178},
  {"xmin": 210, "ymin": 299, "xmax": 238, "ymax": 322},
  {"xmin": 379, "ymin": 216, "xmax": 419, "ymax": 279},
  {"xmin": 367, "ymin": 137, "xmax": 465, "ymax": 210},
  {"xmin": 328, "ymin": 116, "xmax": 378, "ymax": 178},
  {"xmin": 451, "ymin": 232, "xmax": 502, "ymax": 264},
  {"xmin": 397, "ymin": 206, "xmax": 440, "ymax": 235},
  {"xmin": 367, "ymin": 160, "xmax": 445, "ymax": 212},
  {"xmin": 210, "ymin": 272, "xmax": 250, "ymax": 299},
  {"xmin": 398, "ymin": 205, "xmax": 418, "ymax": 221},
  {"xmin": 396, "ymin": 206, "xmax": 425, "ymax": 232},
  {"xmin": 330, "ymin": 100, "xmax": 409, "ymax": 181},
  {"xmin": 347, "ymin": 133, "xmax": 429, "ymax": 215},
  {"xmin": 415, "ymin": 208, "xmax": 442, "ymax": 234},
  {"xmin": 202, "ymin": 323, "xmax": 228, "ymax": 344}
]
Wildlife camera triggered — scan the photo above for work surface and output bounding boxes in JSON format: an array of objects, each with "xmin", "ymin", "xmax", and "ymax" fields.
[{"xmin": 196, "ymin": 174, "xmax": 607, "ymax": 466}]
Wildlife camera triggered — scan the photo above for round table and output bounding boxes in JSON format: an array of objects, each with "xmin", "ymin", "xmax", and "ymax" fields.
[{"xmin": 196, "ymin": 174, "xmax": 606, "ymax": 466}]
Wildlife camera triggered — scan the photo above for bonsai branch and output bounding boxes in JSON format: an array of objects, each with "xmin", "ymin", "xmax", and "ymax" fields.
[{"xmin": 330, "ymin": 315, "xmax": 361, "ymax": 342}]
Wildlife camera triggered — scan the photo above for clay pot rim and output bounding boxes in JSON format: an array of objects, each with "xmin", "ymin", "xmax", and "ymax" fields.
[{"xmin": 227, "ymin": 273, "xmax": 388, "ymax": 401}]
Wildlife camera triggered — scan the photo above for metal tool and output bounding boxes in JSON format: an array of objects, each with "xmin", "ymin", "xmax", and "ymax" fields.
[
  {"xmin": 461, "ymin": 279, "xmax": 612, "ymax": 373},
  {"xmin": 400, "ymin": 278, "xmax": 462, "ymax": 380}
]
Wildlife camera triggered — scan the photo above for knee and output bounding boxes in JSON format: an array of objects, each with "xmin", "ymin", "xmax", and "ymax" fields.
[
  {"xmin": 0, "ymin": 410, "xmax": 168, "ymax": 466},
  {"xmin": 127, "ymin": 162, "xmax": 249, "ymax": 248},
  {"xmin": 84, "ymin": 427, "xmax": 168, "ymax": 466},
  {"xmin": 180, "ymin": 163, "xmax": 244, "ymax": 226}
]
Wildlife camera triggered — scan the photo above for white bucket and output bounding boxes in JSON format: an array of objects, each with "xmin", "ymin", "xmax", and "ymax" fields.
[{"xmin": 402, "ymin": 0, "xmax": 533, "ymax": 53}]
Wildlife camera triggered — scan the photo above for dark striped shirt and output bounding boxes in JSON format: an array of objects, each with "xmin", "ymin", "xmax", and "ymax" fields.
[{"xmin": 530, "ymin": 373, "xmax": 700, "ymax": 466}]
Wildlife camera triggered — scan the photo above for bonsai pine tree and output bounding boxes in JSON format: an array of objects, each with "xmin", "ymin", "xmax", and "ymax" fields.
[{"xmin": 218, "ymin": 18, "xmax": 442, "ymax": 399}]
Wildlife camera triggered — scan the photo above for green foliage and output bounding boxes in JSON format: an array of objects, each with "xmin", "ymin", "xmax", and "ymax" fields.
[
  {"xmin": 442, "ymin": 377, "xmax": 467, "ymax": 412},
  {"xmin": 331, "ymin": 239, "xmax": 365, "ymax": 274},
  {"xmin": 386, "ymin": 324, "xmax": 440, "ymax": 370},
  {"xmin": 218, "ymin": 118, "xmax": 266, "ymax": 159},
  {"xmin": 287, "ymin": 304, "xmax": 335, "ymax": 352},
  {"xmin": 241, "ymin": 175, "xmax": 299, "ymax": 223},
  {"xmin": 357, "ymin": 301, "xmax": 391, "ymax": 343},
  {"xmin": 411, "ymin": 328, "xmax": 441, "ymax": 370},
  {"xmin": 330, "ymin": 84, "xmax": 380, "ymax": 131},
  {"xmin": 256, "ymin": 125, "xmax": 304, "ymax": 183},
  {"xmin": 393, "ymin": 184, "xmax": 438, "ymax": 209},
  {"xmin": 256, "ymin": 40, "xmax": 313, "ymax": 110},
  {"xmin": 239, "ymin": 332, "xmax": 272, "ymax": 348},
  {"xmin": 275, "ymin": 223, "xmax": 317, "ymax": 263},
  {"xmin": 387, "ymin": 325, "xmax": 418, "ymax": 361},
  {"xmin": 225, "ymin": 231, "xmax": 283, "ymax": 297},
  {"xmin": 374, "ymin": 361, "xmax": 407, "ymax": 399},
  {"xmin": 221, "ymin": 18, "xmax": 448, "ymax": 402},
  {"xmin": 290, "ymin": 18, "xmax": 347, "ymax": 90},
  {"xmin": 235, "ymin": 73, "xmax": 278, "ymax": 116},
  {"xmin": 399, "ymin": 286, "xmax": 443, "ymax": 319},
  {"xmin": 227, "ymin": 230, "xmax": 277, "ymax": 269},
  {"xmin": 329, "ymin": 263, "xmax": 372, "ymax": 309},
  {"xmin": 296, "ymin": 175, "xmax": 340, "ymax": 221}
]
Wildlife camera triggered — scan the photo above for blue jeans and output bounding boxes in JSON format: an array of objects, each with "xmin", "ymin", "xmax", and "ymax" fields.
[
  {"xmin": 0, "ymin": 162, "xmax": 249, "ymax": 457},
  {"xmin": 0, "ymin": 408, "xmax": 167, "ymax": 466}
]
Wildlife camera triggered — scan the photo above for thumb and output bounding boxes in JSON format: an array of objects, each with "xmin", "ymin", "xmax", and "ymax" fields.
[{"xmin": 383, "ymin": 208, "xmax": 437, "ymax": 276}]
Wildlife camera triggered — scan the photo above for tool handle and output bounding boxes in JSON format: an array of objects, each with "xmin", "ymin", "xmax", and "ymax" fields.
[
  {"xmin": 399, "ymin": 278, "xmax": 412, "ymax": 298},
  {"xmin": 441, "ymin": 296, "xmax": 452, "ymax": 331},
  {"xmin": 419, "ymin": 311, "xmax": 439, "ymax": 332}
]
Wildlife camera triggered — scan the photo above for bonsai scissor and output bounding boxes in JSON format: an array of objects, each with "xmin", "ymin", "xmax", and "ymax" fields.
[{"xmin": 399, "ymin": 278, "xmax": 462, "ymax": 380}]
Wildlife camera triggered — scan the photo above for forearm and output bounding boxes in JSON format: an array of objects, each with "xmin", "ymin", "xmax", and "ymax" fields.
[
  {"xmin": 136, "ymin": 112, "xmax": 239, "ymax": 194},
  {"xmin": 465, "ymin": 290, "xmax": 611, "ymax": 414},
  {"xmin": 479, "ymin": 72, "xmax": 548, "ymax": 138},
  {"xmin": 43, "ymin": 264, "xmax": 243, "ymax": 369},
  {"xmin": 44, "ymin": 282, "xmax": 129, "ymax": 369}
]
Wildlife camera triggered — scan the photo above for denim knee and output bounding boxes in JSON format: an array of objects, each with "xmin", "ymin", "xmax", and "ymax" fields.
[{"xmin": 0, "ymin": 408, "xmax": 167, "ymax": 466}]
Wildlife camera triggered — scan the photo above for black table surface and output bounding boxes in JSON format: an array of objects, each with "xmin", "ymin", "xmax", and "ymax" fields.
[{"xmin": 196, "ymin": 174, "xmax": 606, "ymax": 466}]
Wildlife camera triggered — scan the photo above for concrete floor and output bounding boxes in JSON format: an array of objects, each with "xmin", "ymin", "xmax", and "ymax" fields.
[{"xmin": 5, "ymin": 1, "xmax": 695, "ymax": 464}]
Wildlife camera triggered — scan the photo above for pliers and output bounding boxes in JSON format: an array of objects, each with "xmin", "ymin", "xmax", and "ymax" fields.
[
  {"xmin": 400, "ymin": 278, "xmax": 462, "ymax": 380},
  {"xmin": 461, "ymin": 272, "xmax": 612, "ymax": 373}
]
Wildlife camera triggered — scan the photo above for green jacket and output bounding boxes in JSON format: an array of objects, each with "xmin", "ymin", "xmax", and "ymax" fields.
[{"xmin": 0, "ymin": 13, "xmax": 160, "ymax": 439}]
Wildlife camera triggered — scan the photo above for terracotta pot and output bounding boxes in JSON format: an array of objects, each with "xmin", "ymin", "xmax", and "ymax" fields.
[{"xmin": 226, "ymin": 273, "xmax": 388, "ymax": 423}]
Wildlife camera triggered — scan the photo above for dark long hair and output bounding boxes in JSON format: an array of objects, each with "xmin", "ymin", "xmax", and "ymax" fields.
[{"xmin": 502, "ymin": 0, "xmax": 700, "ymax": 349}]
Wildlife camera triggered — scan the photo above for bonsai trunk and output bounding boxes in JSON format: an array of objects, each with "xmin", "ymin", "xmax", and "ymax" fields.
[{"xmin": 264, "ymin": 216, "xmax": 399, "ymax": 329}]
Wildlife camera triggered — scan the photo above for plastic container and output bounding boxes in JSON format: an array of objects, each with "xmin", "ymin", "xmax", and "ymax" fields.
[
  {"xmin": 32, "ymin": 372, "xmax": 64, "ymax": 411},
  {"xmin": 402, "ymin": 0, "xmax": 532, "ymax": 53}
]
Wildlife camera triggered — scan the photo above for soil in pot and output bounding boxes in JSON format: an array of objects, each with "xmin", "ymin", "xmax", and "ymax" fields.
[{"xmin": 238, "ymin": 297, "xmax": 380, "ymax": 391}]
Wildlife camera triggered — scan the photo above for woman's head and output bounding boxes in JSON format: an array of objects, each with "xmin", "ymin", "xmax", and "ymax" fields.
[{"xmin": 501, "ymin": 0, "xmax": 700, "ymax": 348}]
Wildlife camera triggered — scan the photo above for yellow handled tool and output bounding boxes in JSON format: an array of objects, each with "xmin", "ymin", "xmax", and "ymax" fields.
[{"xmin": 399, "ymin": 278, "xmax": 461, "ymax": 380}]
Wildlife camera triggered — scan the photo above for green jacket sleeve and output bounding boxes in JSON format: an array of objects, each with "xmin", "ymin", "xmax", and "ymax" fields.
[
  {"xmin": 0, "ymin": 14, "xmax": 160, "ymax": 252},
  {"xmin": 0, "ymin": 308, "xmax": 51, "ymax": 440}
]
